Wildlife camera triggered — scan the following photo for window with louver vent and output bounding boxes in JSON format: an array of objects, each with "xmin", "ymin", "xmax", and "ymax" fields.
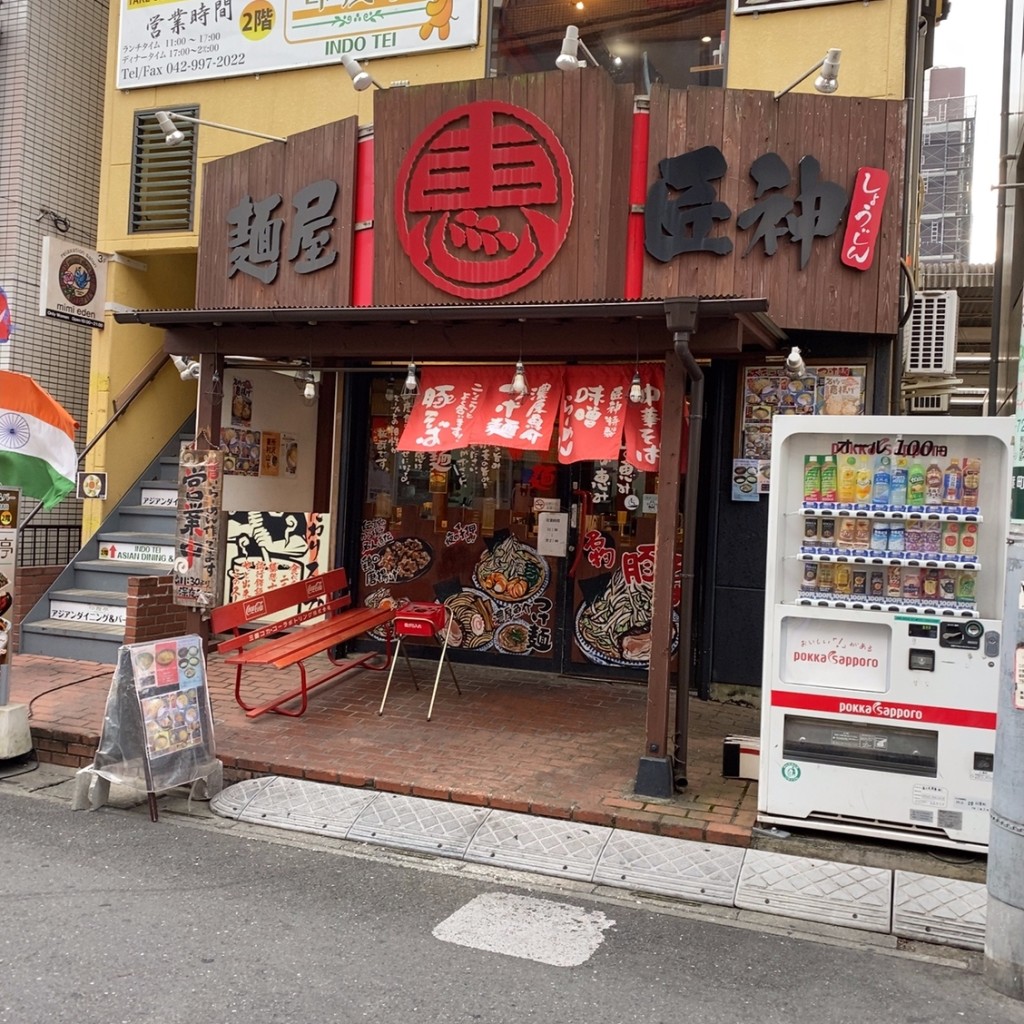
[{"xmin": 130, "ymin": 107, "xmax": 198, "ymax": 233}]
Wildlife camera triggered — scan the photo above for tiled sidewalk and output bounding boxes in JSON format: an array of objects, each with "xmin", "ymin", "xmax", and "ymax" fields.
[{"xmin": 9, "ymin": 650, "xmax": 761, "ymax": 846}]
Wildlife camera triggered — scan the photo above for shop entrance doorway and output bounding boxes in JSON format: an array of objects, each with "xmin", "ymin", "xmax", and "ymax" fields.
[{"xmin": 353, "ymin": 377, "xmax": 673, "ymax": 682}]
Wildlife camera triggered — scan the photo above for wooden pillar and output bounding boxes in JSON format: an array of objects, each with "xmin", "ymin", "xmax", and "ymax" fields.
[{"xmin": 636, "ymin": 346, "xmax": 686, "ymax": 797}]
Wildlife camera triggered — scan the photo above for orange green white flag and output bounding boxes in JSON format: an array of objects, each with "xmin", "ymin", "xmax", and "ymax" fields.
[{"xmin": 0, "ymin": 370, "xmax": 78, "ymax": 508}]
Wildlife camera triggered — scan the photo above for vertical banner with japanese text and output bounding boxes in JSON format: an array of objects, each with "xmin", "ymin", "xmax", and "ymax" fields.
[
  {"xmin": 173, "ymin": 448, "xmax": 225, "ymax": 609},
  {"xmin": 558, "ymin": 365, "xmax": 630, "ymax": 464}
]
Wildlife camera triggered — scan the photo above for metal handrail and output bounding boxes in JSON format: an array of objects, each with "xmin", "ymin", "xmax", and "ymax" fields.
[{"xmin": 19, "ymin": 352, "xmax": 171, "ymax": 532}]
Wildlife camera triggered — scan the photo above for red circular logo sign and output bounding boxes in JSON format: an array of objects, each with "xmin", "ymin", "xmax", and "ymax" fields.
[{"xmin": 395, "ymin": 100, "xmax": 574, "ymax": 300}]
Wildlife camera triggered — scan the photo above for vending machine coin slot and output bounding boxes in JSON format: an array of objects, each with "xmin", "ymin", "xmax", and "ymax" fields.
[{"xmin": 939, "ymin": 620, "xmax": 983, "ymax": 651}]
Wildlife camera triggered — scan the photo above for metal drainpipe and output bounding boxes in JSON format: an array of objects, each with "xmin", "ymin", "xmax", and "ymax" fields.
[
  {"xmin": 672, "ymin": 334, "xmax": 703, "ymax": 786},
  {"xmin": 894, "ymin": 6, "xmax": 928, "ymax": 414},
  {"xmin": 989, "ymin": 0, "xmax": 1014, "ymax": 415}
]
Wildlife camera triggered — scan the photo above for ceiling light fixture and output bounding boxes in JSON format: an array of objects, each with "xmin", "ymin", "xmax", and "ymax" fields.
[
  {"xmin": 773, "ymin": 47, "xmax": 842, "ymax": 101},
  {"xmin": 155, "ymin": 110, "xmax": 286, "ymax": 145},
  {"xmin": 629, "ymin": 369, "xmax": 644, "ymax": 404},
  {"xmin": 510, "ymin": 360, "xmax": 529, "ymax": 397},
  {"xmin": 404, "ymin": 360, "xmax": 418, "ymax": 395}
]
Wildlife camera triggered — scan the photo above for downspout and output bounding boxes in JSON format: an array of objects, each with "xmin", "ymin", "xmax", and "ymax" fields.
[
  {"xmin": 895, "ymin": 5, "xmax": 928, "ymax": 414},
  {"xmin": 672, "ymin": 345, "xmax": 703, "ymax": 786},
  {"xmin": 989, "ymin": 0, "xmax": 1014, "ymax": 414}
]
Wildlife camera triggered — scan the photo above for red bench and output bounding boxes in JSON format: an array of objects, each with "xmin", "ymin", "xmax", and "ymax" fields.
[{"xmin": 210, "ymin": 568, "xmax": 394, "ymax": 719}]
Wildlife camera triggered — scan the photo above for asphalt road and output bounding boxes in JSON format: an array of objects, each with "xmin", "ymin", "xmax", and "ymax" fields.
[{"xmin": 1, "ymin": 771, "xmax": 1023, "ymax": 1024}]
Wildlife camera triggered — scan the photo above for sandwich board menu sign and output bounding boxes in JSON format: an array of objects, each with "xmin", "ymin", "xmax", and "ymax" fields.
[{"xmin": 74, "ymin": 635, "xmax": 221, "ymax": 819}]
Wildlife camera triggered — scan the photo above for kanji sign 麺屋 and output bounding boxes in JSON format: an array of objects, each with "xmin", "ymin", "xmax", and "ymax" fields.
[{"xmin": 394, "ymin": 100, "xmax": 575, "ymax": 301}]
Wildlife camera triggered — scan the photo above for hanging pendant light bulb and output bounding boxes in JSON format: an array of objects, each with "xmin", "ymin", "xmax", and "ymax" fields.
[
  {"xmin": 303, "ymin": 377, "xmax": 316, "ymax": 403},
  {"xmin": 629, "ymin": 369, "xmax": 643, "ymax": 403},
  {"xmin": 404, "ymin": 360, "xmax": 418, "ymax": 394},
  {"xmin": 511, "ymin": 360, "xmax": 528, "ymax": 397},
  {"xmin": 384, "ymin": 376, "xmax": 396, "ymax": 402}
]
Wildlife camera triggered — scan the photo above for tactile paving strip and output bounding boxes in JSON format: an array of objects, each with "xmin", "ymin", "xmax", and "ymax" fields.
[
  {"xmin": 466, "ymin": 810, "xmax": 612, "ymax": 882},
  {"xmin": 892, "ymin": 871, "xmax": 987, "ymax": 950},
  {"xmin": 210, "ymin": 777, "xmax": 275, "ymax": 819},
  {"xmin": 736, "ymin": 849, "xmax": 893, "ymax": 933},
  {"xmin": 348, "ymin": 792, "xmax": 490, "ymax": 858},
  {"xmin": 594, "ymin": 830, "xmax": 744, "ymax": 906},
  {"xmin": 213, "ymin": 777, "xmax": 380, "ymax": 839}
]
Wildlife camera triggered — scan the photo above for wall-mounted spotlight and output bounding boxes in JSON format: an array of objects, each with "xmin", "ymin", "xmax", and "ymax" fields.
[
  {"xmin": 341, "ymin": 54, "xmax": 389, "ymax": 91},
  {"xmin": 773, "ymin": 48, "xmax": 841, "ymax": 101},
  {"xmin": 155, "ymin": 110, "xmax": 286, "ymax": 145},
  {"xmin": 555, "ymin": 25, "xmax": 600, "ymax": 71},
  {"xmin": 171, "ymin": 355, "xmax": 200, "ymax": 381},
  {"xmin": 785, "ymin": 346, "xmax": 807, "ymax": 377}
]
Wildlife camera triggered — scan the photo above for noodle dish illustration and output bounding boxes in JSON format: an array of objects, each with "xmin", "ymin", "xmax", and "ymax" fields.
[
  {"xmin": 575, "ymin": 566, "xmax": 679, "ymax": 667},
  {"xmin": 472, "ymin": 534, "xmax": 548, "ymax": 602}
]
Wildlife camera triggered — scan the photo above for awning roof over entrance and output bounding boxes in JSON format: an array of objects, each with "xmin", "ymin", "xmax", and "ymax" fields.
[{"xmin": 114, "ymin": 297, "xmax": 786, "ymax": 364}]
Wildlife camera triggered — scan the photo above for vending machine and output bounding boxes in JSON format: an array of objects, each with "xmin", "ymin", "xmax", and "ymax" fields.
[{"xmin": 758, "ymin": 416, "xmax": 1013, "ymax": 852}]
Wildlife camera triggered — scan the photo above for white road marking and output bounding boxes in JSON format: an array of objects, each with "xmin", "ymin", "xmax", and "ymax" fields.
[{"xmin": 432, "ymin": 891, "xmax": 615, "ymax": 967}]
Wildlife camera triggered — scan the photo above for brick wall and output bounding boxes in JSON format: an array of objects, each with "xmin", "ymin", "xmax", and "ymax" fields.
[
  {"xmin": 11, "ymin": 565, "xmax": 64, "ymax": 652},
  {"xmin": 125, "ymin": 575, "xmax": 189, "ymax": 644}
]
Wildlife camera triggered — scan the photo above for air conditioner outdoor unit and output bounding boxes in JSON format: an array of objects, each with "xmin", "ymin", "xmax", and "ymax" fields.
[{"xmin": 903, "ymin": 289, "xmax": 959, "ymax": 376}]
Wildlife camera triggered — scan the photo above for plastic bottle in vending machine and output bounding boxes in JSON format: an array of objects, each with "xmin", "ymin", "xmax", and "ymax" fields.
[
  {"xmin": 961, "ymin": 457, "xmax": 981, "ymax": 509},
  {"xmin": 907, "ymin": 460, "xmax": 926, "ymax": 507},
  {"xmin": 838, "ymin": 456, "xmax": 858, "ymax": 503},
  {"xmin": 855, "ymin": 455, "xmax": 872, "ymax": 503},
  {"xmin": 890, "ymin": 457, "xmax": 908, "ymax": 506},
  {"xmin": 925, "ymin": 461, "xmax": 944, "ymax": 505},
  {"xmin": 820, "ymin": 456, "xmax": 838, "ymax": 503},
  {"xmin": 942, "ymin": 457, "xmax": 963, "ymax": 505},
  {"xmin": 871, "ymin": 455, "xmax": 891, "ymax": 506}
]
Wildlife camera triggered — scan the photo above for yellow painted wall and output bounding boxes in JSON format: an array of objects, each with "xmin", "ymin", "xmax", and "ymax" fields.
[
  {"xmin": 87, "ymin": 2, "xmax": 491, "ymax": 536},
  {"xmin": 726, "ymin": 0, "xmax": 909, "ymax": 100}
]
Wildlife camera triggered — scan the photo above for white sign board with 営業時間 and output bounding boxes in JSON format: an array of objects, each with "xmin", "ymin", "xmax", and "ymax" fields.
[{"xmin": 116, "ymin": 0, "xmax": 480, "ymax": 90}]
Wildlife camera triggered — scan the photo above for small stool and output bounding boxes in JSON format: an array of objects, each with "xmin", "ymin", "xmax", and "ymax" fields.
[{"xmin": 379, "ymin": 602, "xmax": 461, "ymax": 720}]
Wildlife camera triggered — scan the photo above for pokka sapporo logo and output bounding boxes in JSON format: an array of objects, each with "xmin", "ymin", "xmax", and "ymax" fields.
[
  {"xmin": 57, "ymin": 253, "xmax": 98, "ymax": 307},
  {"xmin": 394, "ymin": 100, "xmax": 574, "ymax": 300}
]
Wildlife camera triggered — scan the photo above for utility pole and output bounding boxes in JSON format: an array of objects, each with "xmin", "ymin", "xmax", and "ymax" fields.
[
  {"xmin": 986, "ymin": 533, "xmax": 1024, "ymax": 999},
  {"xmin": 984, "ymin": 0, "xmax": 1024, "ymax": 999}
]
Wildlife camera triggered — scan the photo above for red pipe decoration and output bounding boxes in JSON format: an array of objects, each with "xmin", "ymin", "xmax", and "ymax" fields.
[
  {"xmin": 351, "ymin": 127, "xmax": 375, "ymax": 306},
  {"xmin": 624, "ymin": 97, "xmax": 650, "ymax": 300}
]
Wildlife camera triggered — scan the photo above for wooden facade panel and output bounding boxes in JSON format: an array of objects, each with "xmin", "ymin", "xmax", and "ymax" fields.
[
  {"xmin": 641, "ymin": 88, "xmax": 906, "ymax": 336},
  {"xmin": 373, "ymin": 71, "xmax": 632, "ymax": 307},
  {"xmin": 196, "ymin": 118, "xmax": 358, "ymax": 310}
]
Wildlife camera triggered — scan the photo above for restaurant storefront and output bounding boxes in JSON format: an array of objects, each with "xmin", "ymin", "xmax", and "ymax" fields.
[{"xmin": 117, "ymin": 69, "xmax": 905, "ymax": 791}]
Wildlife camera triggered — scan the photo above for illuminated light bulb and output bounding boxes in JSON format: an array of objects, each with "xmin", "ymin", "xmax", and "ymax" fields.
[
  {"xmin": 511, "ymin": 360, "xmax": 528, "ymax": 397},
  {"xmin": 303, "ymin": 379, "xmax": 316, "ymax": 402},
  {"xmin": 629, "ymin": 370, "xmax": 643, "ymax": 404},
  {"xmin": 404, "ymin": 361, "xmax": 418, "ymax": 394}
]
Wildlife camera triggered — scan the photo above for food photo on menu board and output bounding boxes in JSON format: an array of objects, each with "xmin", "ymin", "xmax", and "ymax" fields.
[
  {"xmin": 130, "ymin": 639, "xmax": 206, "ymax": 760},
  {"xmin": 741, "ymin": 364, "xmax": 867, "ymax": 460}
]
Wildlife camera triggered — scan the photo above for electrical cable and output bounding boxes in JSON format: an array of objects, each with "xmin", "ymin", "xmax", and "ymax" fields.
[{"xmin": 26, "ymin": 671, "xmax": 108, "ymax": 719}]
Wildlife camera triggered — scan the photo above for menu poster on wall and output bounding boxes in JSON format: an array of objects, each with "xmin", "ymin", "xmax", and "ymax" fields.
[
  {"xmin": 815, "ymin": 366, "xmax": 867, "ymax": 417},
  {"xmin": 739, "ymin": 363, "xmax": 868, "ymax": 461},
  {"xmin": 173, "ymin": 447, "xmax": 224, "ymax": 609}
]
